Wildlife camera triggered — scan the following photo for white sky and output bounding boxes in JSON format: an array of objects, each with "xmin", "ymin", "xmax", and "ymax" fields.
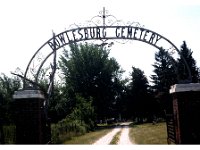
[{"xmin": 0, "ymin": 0, "xmax": 200, "ymax": 81}]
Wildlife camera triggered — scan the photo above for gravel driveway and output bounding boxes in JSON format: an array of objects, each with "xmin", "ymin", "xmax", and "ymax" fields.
[
  {"xmin": 92, "ymin": 126, "xmax": 121, "ymax": 145},
  {"xmin": 93, "ymin": 122, "xmax": 134, "ymax": 145}
]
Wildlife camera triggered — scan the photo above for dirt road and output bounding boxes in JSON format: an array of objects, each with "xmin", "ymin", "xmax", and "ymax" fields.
[
  {"xmin": 92, "ymin": 127, "xmax": 121, "ymax": 145},
  {"xmin": 93, "ymin": 122, "xmax": 134, "ymax": 145}
]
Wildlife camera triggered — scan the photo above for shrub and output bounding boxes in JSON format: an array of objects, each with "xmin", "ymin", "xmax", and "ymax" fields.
[
  {"xmin": 51, "ymin": 117, "xmax": 87, "ymax": 144},
  {"xmin": 51, "ymin": 94, "xmax": 96, "ymax": 144}
]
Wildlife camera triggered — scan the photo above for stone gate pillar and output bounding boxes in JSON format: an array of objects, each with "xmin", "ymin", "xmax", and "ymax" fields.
[
  {"xmin": 169, "ymin": 83, "xmax": 200, "ymax": 144},
  {"xmin": 13, "ymin": 89, "xmax": 51, "ymax": 144}
]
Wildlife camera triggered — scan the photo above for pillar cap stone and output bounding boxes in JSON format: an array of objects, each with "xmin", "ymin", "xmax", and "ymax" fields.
[
  {"xmin": 13, "ymin": 89, "xmax": 45, "ymax": 99},
  {"xmin": 170, "ymin": 83, "xmax": 200, "ymax": 94}
]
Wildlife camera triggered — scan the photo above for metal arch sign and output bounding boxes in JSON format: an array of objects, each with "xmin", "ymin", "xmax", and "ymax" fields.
[
  {"xmin": 23, "ymin": 8, "xmax": 192, "ymax": 88},
  {"xmin": 47, "ymin": 26, "xmax": 163, "ymax": 51}
]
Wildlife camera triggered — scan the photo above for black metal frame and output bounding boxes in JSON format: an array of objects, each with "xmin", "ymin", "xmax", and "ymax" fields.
[{"xmin": 22, "ymin": 7, "xmax": 192, "ymax": 91}]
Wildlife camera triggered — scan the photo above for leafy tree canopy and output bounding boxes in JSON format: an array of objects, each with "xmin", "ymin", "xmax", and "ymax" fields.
[{"xmin": 59, "ymin": 43, "xmax": 124, "ymax": 120}]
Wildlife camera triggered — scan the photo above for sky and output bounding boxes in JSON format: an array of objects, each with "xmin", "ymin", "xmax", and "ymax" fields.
[{"xmin": 0, "ymin": 0, "xmax": 200, "ymax": 81}]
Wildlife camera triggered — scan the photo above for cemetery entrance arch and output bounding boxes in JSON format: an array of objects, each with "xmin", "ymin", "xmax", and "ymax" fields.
[
  {"xmin": 22, "ymin": 8, "xmax": 191, "ymax": 89},
  {"xmin": 13, "ymin": 8, "xmax": 195, "ymax": 144}
]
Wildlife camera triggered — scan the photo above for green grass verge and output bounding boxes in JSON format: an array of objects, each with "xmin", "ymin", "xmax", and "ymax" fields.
[
  {"xmin": 109, "ymin": 130, "xmax": 122, "ymax": 144},
  {"xmin": 63, "ymin": 127, "xmax": 113, "ymax": 144},
  {"xmin": 129, "ymin": 122, "xmax": 167, "ymax": 144},
  {"xmin": 2, "ymin": 125, "xmax": 16, "ymax": 144}
]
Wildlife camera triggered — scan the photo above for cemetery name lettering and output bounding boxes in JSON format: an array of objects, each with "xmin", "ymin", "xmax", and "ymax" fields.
[{"xmin": 48, "ymin": 26, "xmax": 162, "ymax": 50}]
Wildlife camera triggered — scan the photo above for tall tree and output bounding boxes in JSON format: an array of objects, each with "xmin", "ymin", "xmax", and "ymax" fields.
[
  {"xmin": 151, "ymin": 48, "xmax": 177, "ymax": 93},
  {"xmin": 177, "ymin": 41, "xmax": 199, "ymax": 83},
  {"xmin": 151, "ymin": 48, "xmax": 178, "ymax": 117},
  {"xmin": 127, "ymin": 67, "xmax": 150, "ymax": 123},
  {"xmin": 59, "ymin": 43, "xmax": 124, "ymax": 121}
]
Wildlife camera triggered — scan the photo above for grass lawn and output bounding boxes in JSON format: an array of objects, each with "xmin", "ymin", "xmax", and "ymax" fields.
[
  {"xmin": 63, "ymin": 127, "xmax": 113, "ymax": 144},
  {"xmin": 129, "ymin": 122, "xmax": 168, "ymax": 144}
]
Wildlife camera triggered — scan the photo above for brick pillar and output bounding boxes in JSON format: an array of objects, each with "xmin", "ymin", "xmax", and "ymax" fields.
[
  {"xmin": 169, "ymin": 83, "xmax": 200, "ymax": 144},
  {"xmin": 13, "ymin": 90, "xmax": 51, "ymax": 144}
]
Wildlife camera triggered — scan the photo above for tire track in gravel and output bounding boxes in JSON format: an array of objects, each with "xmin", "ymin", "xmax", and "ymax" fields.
[{"xmin": 118, "ymin": 124, "xmax": 133, "ymax": 145}]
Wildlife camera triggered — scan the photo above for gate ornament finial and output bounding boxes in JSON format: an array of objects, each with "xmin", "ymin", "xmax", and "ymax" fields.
[{"xmin": 102, "ymin": 7, "xmax": 106, "ymax": 26}]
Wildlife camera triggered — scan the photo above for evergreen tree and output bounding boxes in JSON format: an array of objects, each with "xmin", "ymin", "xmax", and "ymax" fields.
[
  {"xmin": 151, "ymin": 48, "xmax": 178, "ymax": 117},
  {"xmin": 127, "ymin": 67, "xmax": 150, "ymax": 123},
  {"xmin": 151, "ymin": 48, "xmax": 177, "ymax": 93},
  {"xmin": 177, "ymin": 41, "xmax": 199, "ymax": 83}
]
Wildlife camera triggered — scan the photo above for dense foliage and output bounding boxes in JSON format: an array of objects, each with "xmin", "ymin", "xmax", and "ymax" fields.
[
  {"xmin": 0, "ymin": 41, "xmax": 199, "ymax": 143},
  {"xmin": 59, "ymin": 43, "xmax": 124, "ymax": 121},
  {"xmin": 0, "ymin": 74, "xmax": 21, "ymax": 124},
  {"xmin": 150, "ymin": 41, "xmax": 199, "ymax": 115}
]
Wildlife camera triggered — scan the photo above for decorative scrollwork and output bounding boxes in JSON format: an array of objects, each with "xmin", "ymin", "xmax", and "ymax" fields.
[
  {"xmin": 67, "ymin": 7, "xmax": 144, "ymax": 45},
  {"xmin": 68, "ymin": 7, "xmax": 144, "ymax": 29}
]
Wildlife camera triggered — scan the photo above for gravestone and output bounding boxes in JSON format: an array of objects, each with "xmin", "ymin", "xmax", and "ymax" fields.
[
  {"xmin": 168, "ymin": 83, "xmax": 200, "ymax": 144},
  {"xmin": 13, "ymin": 89, "xmax": 51, "ymax": 144}
]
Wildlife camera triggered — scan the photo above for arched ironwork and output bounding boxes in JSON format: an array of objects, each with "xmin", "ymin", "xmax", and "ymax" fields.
[{"xmin": 22, "ymin": 7, "xmax": 192, "ymax": 91}]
